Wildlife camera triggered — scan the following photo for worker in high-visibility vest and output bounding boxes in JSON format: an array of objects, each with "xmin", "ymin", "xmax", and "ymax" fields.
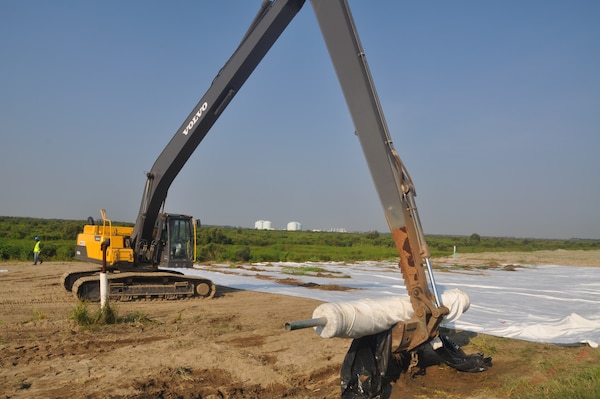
[{"xmin": 33, "ymin": 236, "xmax": 43, "ymax": 265}]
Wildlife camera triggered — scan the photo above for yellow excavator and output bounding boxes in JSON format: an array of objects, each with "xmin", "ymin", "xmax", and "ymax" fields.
[
  {"xmin": 63, "ymin": 1, "xmax": 490, "ymax": 396},
  {"xmin": 65, "ymin": 209, "xmax": 215, "ymax": 301}
]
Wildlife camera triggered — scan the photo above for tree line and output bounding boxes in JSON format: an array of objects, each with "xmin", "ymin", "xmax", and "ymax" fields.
[{"xmin": 0, "ymin": 216, "xmax": 597, "ymax": 263}]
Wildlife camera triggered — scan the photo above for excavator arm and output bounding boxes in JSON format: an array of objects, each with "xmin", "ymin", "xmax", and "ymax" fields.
[
  {"xmin": 308, "ymin": 4, "xmax": 490, "ymax": 395},
  {"xmin": 310, "ymin": 0, "xmax": 448, "ymax": 352}
]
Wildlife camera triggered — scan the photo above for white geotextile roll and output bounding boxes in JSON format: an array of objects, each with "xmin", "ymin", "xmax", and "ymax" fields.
[
  {"xmin": 439, "ymin": 288, "xmax": 471, "ymax": 323},
  {"xmin": 312, "ymin": 288, "xmax": 470, "ymax": 339}
]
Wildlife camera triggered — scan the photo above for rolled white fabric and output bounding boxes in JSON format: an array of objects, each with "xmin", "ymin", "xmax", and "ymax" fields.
[
  {"xmin": 312, "ymin": 288, "xmax": 470, "ymax": 339},
  {"xmin": 441, "ymin": 288, "xmax": 470, "ymax": 323}
]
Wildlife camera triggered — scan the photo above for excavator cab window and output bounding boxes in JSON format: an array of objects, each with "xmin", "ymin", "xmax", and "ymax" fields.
[{"xmin": 167, "ymin": 217, "xmax": 194, "ymax": 262}]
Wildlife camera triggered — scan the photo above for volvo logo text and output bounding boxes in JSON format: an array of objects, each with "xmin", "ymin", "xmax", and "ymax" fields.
[{"xmin": 182, "ymin": 102, "xmax": 208, "ymax": 135}]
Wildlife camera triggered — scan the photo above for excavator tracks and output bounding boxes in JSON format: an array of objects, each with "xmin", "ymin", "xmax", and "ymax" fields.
[{"xmin": 62, "ymin": 271, "xmax": 216, "ymax": 302}]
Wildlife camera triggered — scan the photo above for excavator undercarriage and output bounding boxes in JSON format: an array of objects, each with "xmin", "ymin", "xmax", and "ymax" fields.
[{"xmin": 62, "ymin": 269, "xmax": 215, "ymax": 302}]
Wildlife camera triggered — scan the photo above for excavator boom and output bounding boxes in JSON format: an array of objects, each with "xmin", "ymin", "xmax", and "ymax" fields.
[{"xmin": 130, "ymin": 0, "xmax": 305, "ymax": 263}]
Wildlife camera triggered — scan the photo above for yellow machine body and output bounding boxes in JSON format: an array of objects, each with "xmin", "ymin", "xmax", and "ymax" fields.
[{"xmin": 75, "ymin": 221, "xmax": 134, "ymax": 267}]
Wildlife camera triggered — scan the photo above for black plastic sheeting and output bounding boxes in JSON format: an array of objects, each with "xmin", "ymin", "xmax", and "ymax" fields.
[{"xmin": 340, "ymin": 330, "xmax": 492, "ymax": 399}]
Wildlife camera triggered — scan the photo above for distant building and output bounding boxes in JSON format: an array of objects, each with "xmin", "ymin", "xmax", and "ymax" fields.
[
  {"xmin": 254, "ymin": 220, "xmax": 273, "ymax": 230},
  {"xmin": 286, "ymin": 221, "xmax": 302, "ymax": 231},
  {"xmin": 310, "ymin": 228, "xmax": 347, "ymax": 233},
  {"xmin": 330, "ymin": 227, "xmax": 347, "ymax": 233}
]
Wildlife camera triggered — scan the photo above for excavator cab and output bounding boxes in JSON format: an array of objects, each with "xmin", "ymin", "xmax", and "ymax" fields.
[{"xmin": 157, "ymin": 214, "xmax": 196, "ymax": 268}]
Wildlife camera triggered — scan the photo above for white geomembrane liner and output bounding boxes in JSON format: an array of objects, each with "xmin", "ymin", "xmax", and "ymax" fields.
[
  {"xmin": 312, "ymin": 288, "xmax": 469, "ymax": 338},
  {"xmin": 167, "ymin": 261, "xmax": 600, "ymax": 348}
]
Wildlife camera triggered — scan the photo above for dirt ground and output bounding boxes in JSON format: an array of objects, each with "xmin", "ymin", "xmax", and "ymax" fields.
[{"xmin": 1, "ymin": 250, "xmax": 598, "ymax": 399}]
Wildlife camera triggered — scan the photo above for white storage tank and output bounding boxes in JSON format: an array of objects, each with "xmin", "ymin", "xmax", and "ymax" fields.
[
  {"xmin": 255, "ymin": 220, "xmax": 272, "ymax": 230},
  {"xmin": 287, "ymin": 221, "xmax": 302, "ymax": 231}
]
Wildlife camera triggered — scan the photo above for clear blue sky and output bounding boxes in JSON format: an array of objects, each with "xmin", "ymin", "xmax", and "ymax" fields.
[{"xmin": 1, "ymin": 1, "xmax": 599, "ymax": 239}]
